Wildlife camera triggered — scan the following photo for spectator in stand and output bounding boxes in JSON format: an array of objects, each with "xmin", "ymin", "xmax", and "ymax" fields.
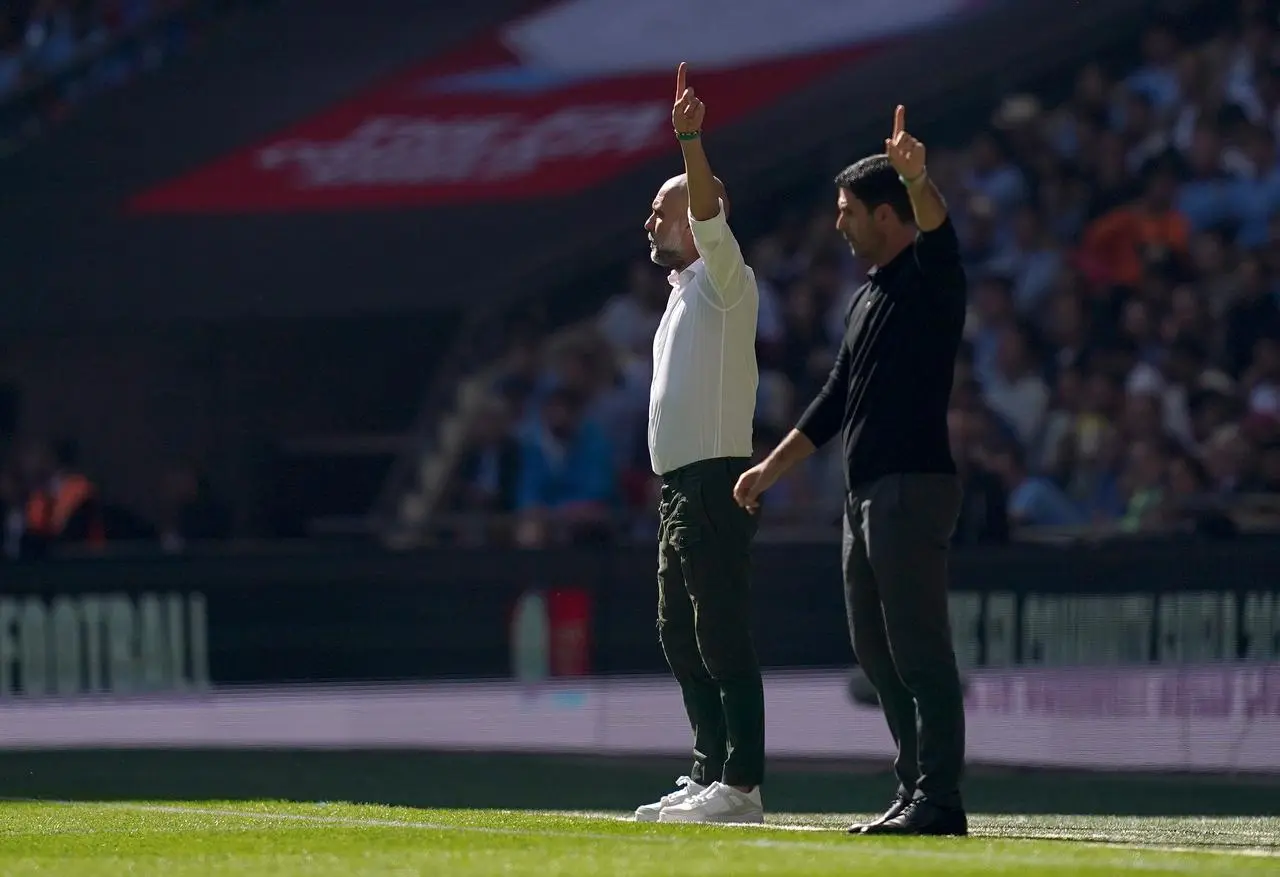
[
  {"xmin": 1189, "ymin": 371, "xmax": 1241, "ymax": 445},
  {"xmin": 985, "ymin": 205, "xmax": 1064, "ymax": 316},
  {"xmin": 986, "ymin": 441, "xmax": 1085, "ymax": 529},
  {"xmin": 471, "ymin": 2, "xmax": 1280, "ymax": 544},
  {"xmin": 1127, "ymin": 21, "xmax": 1182, "ymax": 112},
  {"xmin": 588, "ymin": 331, "xmax": 651, "ymax": 478},
  {"xmin": 1204, "ymin": 423, "xmax": 1251, "ymax": 495},
  {"xmin": 1165, "ymin": 448, "xmax": 1238, "ymax": 536},
  {"xmin": 984, "ymin": 320, "xmax": 1050, "ymax": 448},
  {"xmin": 1125, "ymin": 334, "xmax": 1205, "ymax": 447},
  {"xmin": 1058, "ymin": 372, "xmax": 1127, "ymax": 522},
  {"xmin": 156, "ymin": 460, "xmax": 232, "ymax": 552},
  {"xmin": 598, "ymin": 261, "xmax": 668, "ymax": 356},
  {"xmin": 452, "ymin": 397, "xmax": 522, "ymax": 519},
  {"xmin": 1224, "ymin": 255, "xmax": 1280, "ymax": 377},
  {"xmin": 966, "ymin": 274, "xmax": 1016, "ymax": 388},
  {"xmin": 1080, "ymin": 158, "xmax": 1189, "ymax": 290},
  {"xmin": 514, "ymin": 387, "xmax": 615, "ymax": 547},
  {"xmin": 1244, "ymin": 332, "xmax": 1280, "ymax": 417},
  {"xmin": 779, "ymin": 280, "xmax": 835, "ymax": 404},
  {"xmin": 1177, "ymin": 121, "xmax": 1236, "ymax": 233},
  {"xmin": 949, "ymin": 408, "xmax": 1009, "ymax": 545},
  {"xmin": 1043, "ymin": 289, "xmax": 1091, "ymax": 377},
  {"xmin": 1120, "ymin": 438, "xmax": 1171, "ymax": 531},
  {"xmin": 15, "ymin": 438, "xmax": 105, "ymax": 556},
  {"xmin": 963, "ymin": 130, "xmax": 1028, "ymax": 215}
]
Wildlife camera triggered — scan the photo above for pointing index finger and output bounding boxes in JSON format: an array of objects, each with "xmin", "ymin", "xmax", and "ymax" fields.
[
  {"xmin": 676, "ymin": 62, "xmax": 687, "ymax": 100},
  {"xmin": 893, "ymin": 104, "xmax": 905, "ymax": 138}
]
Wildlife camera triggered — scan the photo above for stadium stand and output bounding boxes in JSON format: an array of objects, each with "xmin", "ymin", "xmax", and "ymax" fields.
[
  {"xmin": 0, "ymin": 0, "xmax": 266, "ymax": 154},
  {"xmin": 431, "ymin": 0, "xmax": 1280, "ymax": 548}
]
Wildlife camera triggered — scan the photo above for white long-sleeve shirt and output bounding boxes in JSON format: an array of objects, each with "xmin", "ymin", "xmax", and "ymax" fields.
[{"xmin": 648, "ymin": 201, "xmax": 759, "ymax": 475}]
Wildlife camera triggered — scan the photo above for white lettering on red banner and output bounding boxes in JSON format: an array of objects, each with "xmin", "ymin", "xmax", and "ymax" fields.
[
  {"xmin": 127, "ymin": 0, "xmax": 989, "ymax": 213},
  {"xmin": 254, "ymin": 104, "xmax": 668, "ymax": 188}
]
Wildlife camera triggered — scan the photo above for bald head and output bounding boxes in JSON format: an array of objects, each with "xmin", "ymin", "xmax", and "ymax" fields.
[
  {"xmin": 646, "ymin": 173, "xmax": 730, "ymax": 271},
  {"xmin": 659, "ymin": 173, "xmax": 730, "ymax": 218}
]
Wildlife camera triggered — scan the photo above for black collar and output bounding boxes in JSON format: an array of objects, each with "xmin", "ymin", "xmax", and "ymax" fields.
[{"xmin": 866, "ymin": 240, "xmax": 914, "ymax": 283}]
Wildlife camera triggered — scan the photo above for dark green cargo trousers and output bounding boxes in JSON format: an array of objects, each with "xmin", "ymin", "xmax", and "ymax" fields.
[{"xmin": 656, "ymin": 456, "xmax": 764, "ymax": 787}]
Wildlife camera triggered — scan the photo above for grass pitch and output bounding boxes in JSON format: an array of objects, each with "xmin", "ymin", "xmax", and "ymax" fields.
[{"xmin": 2, "ymin": 800, "xmax": 1277, "ymax": 876}]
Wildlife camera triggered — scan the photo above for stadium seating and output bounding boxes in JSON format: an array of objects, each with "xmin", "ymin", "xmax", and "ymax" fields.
[
  {"xmin": 432, "ymin": 0, "xmax": 1280, "ymax": 547},
  {"xmin": 0, "ymin": 0, "xmax": 261, "ymax": 154}
]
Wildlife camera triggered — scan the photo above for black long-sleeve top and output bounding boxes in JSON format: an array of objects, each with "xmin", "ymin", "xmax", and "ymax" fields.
[{"xmin": 796, "ymin": 218, "xmax": 968, "ymax": 490}]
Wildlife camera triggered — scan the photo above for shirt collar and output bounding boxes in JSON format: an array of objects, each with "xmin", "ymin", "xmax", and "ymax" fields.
[
  {"xmin": 668, "ymin": 258, "xmax": 704, "ymax": 288},
  {"xmin": 865, "ymin": 239, "xmax": 914, "ymax": 282}
]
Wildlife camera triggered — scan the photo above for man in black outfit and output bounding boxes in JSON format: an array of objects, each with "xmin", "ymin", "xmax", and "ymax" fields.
[{"xmin": 734, "ymin": 106, "xmax": 969, "ymax": 837}]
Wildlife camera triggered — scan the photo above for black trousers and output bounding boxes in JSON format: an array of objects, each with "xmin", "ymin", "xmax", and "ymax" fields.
[
  {"xmin": 657, "ymin": 456, "xmax": 764, "ymax": 787},
  {"xmin": 843, "ymin": 472, "xmax": 965, "ymax": 808}
]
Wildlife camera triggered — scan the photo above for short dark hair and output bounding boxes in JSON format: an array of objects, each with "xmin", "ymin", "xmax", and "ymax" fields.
[{"xmin": 834, "ymin": 155, "xmax": 913, "ymax": 223}]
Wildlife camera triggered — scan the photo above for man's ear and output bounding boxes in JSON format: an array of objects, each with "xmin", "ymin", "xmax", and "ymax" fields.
[{"xmin": 874, "ymin": 203, "xmax": 897, "ymax": 225}]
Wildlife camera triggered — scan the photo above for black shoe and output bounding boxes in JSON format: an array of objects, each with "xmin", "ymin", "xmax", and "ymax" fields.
[
  {"xmin": 846, "ymin": 793, "xmax": 912, "ymax": 834},
  {"xmin": 861, "ymin": 797, "xmax": 968, "ymax": 836}
]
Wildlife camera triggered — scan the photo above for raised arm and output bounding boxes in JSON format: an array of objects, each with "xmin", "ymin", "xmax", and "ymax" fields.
[
  {"xmin": 674, "ymin": 63, "xmax": 750, "ymax": 306},
  {"xmin": 886, "ymin": 103, "xmax": 964, "ymax": 278},
  {"xmin": 886, "ymin": 104, "xmax": 948, "ymax": 233}
]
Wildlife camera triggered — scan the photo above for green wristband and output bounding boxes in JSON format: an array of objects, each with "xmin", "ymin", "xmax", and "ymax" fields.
[{"xmin": 676, "ymin": 130, "xmax": 702, "ymax": 141}]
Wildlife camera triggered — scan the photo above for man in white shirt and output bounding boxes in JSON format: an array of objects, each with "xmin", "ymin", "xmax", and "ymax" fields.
[{"xmin": 633, "ymin": 64, "xmax": 764, "ymax": 826}]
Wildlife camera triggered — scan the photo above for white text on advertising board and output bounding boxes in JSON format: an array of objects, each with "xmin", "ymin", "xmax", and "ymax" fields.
[
  {"xmin": 0, "ymin": 592, "xmax": 210, "ymax": 698},
  {"xmin": 947, "ymin": 591, "xmax": 1280, "ymax": 667}
]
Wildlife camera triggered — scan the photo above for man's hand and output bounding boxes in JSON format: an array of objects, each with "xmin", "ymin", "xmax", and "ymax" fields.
[
  {"xmin": 885, "ymin": 104, "xmax": 926, "ymax": 182},
  {"xmin": 886, "ymin": 103, "xmax": 949, "ymax": 231},
  {"xmin": 673, "ymin": 62, "xmax": 705, "ymax": 134},
  {"xmin": 733, "ymin": 462, "xmax": 779, "ymax": 513}
]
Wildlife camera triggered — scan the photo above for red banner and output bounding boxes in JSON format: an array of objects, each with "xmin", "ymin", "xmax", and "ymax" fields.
[
  {"xmin": 128, "ymin": 42, "xmax": 880, "ymax": 214},
  {"xmin": 130, "ymin": 0, "xmax": 989, "ymax": 214}
]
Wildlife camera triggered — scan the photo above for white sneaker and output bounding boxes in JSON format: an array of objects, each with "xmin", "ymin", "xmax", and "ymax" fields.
[
  {"xmin": 657, "ymin": 781, "xmax": 764, "ymax": 824},
  {"xmin": 634, "ymin": 776, "xmax": 706, "ymax": 822}
]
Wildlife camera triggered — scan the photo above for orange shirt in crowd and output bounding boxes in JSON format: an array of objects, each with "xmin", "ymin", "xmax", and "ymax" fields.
[
  {"xmin": 1078, "ymin": 205, "xmax": 1189, "ymax": 288},
  {"xmin": 24, "ymin": 472, "xmax": 106, "ymax": 546}
]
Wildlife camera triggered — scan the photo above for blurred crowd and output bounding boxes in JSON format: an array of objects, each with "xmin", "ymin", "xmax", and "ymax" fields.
[
  {"xmin": 0, "ymin": 0, "xmax": 189, "ymax": 100},
  {"xmin": 0, "ymin": 0, "xmax": 265, "ymax": 153},
  {"xmin": 445, "ymin": 0, "xmax": 1280, "ymax": 548},
  {"xmin": 0, "ymin": 436, "xmax": 231, "ymax": 560}
]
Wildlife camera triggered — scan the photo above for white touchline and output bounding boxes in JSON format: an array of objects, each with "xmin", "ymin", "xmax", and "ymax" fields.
[{"xmin": 8, "ymin": 800, "xmax": 1272, "ymax": 871}]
